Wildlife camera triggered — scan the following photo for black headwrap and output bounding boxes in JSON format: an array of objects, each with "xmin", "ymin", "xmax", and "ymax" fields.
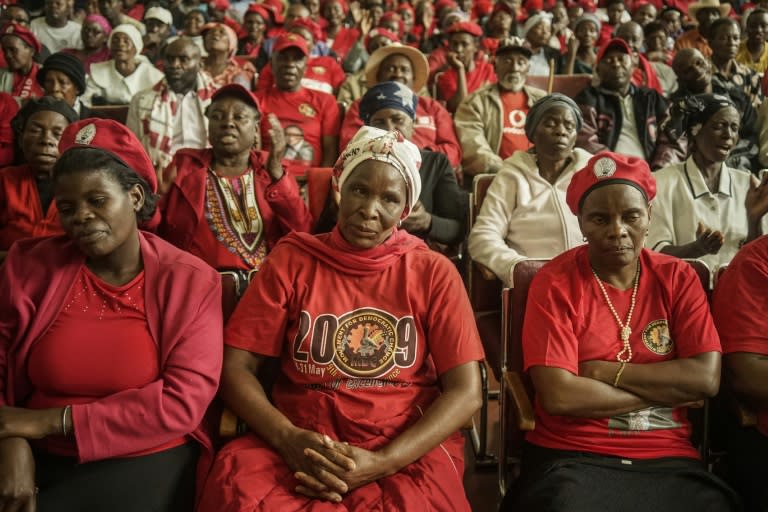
[
  {"xmin": 11, "ymin": 96, "xmax": 78, "ymax": 137},
  {"xmin": 665, "ymin": 93, "xmax": 736, "ymax": 141}
]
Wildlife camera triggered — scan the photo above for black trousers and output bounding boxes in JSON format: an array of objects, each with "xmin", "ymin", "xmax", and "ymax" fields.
[
  {"xmin": 35, "ymin": 442, "xmax": 198, "ymax": 512},
  {"xmin": 726, "ymin": 421, "xmax": 768, "ymax": 512}
]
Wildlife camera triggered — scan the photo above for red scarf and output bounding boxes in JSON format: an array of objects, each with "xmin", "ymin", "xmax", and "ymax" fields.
[
  {"xmin": 631, "ymin": 53, "xmax": 663, "ymax": 95},
  {"xmin": 13, "ymin": 62, "xmax": 43, "ymax": 99},
  {"xmin": 281, "ymin": 226, "xmax": 428, "ymax": 276}
]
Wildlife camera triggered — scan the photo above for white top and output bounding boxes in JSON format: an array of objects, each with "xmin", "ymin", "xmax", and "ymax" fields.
[
  {"xmin": 613, "ymin": 92, "xmax": 646, "ymax": 159},
  {"xmin": 30, "ymin": 18, "xmax": 82, "ymax": 52},
  {"xmin": 648, "ymin": 156, "xmax": 768, "ymax": 269},
  {"xmin": 468, "ymin": 148, "xmax": 593, "ymax": 287},
  {"xmin": 171, "ymin": 89, "xmax": 207, "ymax": 152},
  {"xmin": 83, "ymin": 57, "xmax": 164, "ymax": 106}
]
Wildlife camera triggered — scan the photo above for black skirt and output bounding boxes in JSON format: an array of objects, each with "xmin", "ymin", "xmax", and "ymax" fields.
[{"xmin": 501, "ymin": 442, "xmax": 742, "ymax": 512}]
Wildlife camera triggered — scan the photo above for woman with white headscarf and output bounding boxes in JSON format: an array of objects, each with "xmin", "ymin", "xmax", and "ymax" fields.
[
  {"xmin": 523, "ymin": 11, "xmax": 564, "ymax": 76},
  {"xmin": 198, "ymin": 126, "xmax": 484, "ymax": 511},
  {"xmin": 82, "ymin": 24, "xmax": 163, "ymax": 106}
]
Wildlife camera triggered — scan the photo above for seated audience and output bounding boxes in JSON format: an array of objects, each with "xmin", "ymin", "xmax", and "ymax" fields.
[
  {"xmin": 564, "ymin": 13, "xmax": 600, "ymax": 74},
  {"xmin": 342, "ymin": 43, "xmax": 462, "ymax": 168},
  {"xmin": 159, "ymin": 84, "xmax": 312, "ymax": 271},
  {"xmin": 197, "ymin": 126, "xmax": 483, "ymax": 511},
  {"xmin": 321, "ymin": 0, "xmax": 359, "ymax": 63},
  {"xmin": 599, "ymin": 0, "xmax": 626, "ymax": 47},
  {"xmin": 62, "ymin": 14, "xmax": 111, "ymax": 74},
  {"xmin": 0, "ymin": 118, "xmax": 222, "ymax": 510},
  {"xmin": 142, "ymin": 6, "xmax": 174, "ymax": 66},
  {"xmin": 97, "ymin": 0, "xmax": 145, "ymax": 34},
  {"xmin": 615, "ymin": 21, "xmax": 676, "ymax": 97},
  {"xmin": 736, "ymin": 8, "xmax": 768, "ymax": 76},
  {"xmin": 256, "ymin": 34, "xmax": 341, "ymax": 172},
  {"xmin": 667, "ymin": 48, "xmax": 759, "ymax": 171},
  {"xmin": 455, "ymin": 36, "xmax": 547, "ymax": 177},
  {"xmin": 675, "ymin": 0, "xmax": 728, "ymax": 58},
  {"xmin": 649, "ymin": 94, "xmax": 768, "ymax": 270},
  {"xmin": 437, "ymin": 21, "xmax": 496, "ymax": 112},
  {"xmin": 468, "ymin": 94, "xmax": 592, "ymax": 287},
  {"xmin": 575, "ymin": 38, "xmax": 682, "ymax": 169},
  {"xmin": 522, "ymin": 11, "xmax": 561, "ymax": 76},
  {"xmin": 83, "ymin": 24, "xmax": 163, "ymax": 106},
  {"xmin": 0, "ymin": 97, "xmax": 78, "ymax": 259},
  {"xmin": 30, "ymin": 0, "xmax": 82, "ymax": 53},
  {"xmin": 707, "ymin": 17, "xmax": 764, "ymax": 111},
  {"xmin": 181, "ymin": 9, "xmax": 208, "ymax": 56},
  {"xmin": 501, "ymin": 151, "xmax": 740, "ymax": 511},
  {"xmin": 37, "ymin": 52, "xmax": 93, "ymax": 119},
  {"xmin": 238, "ymin": 3, "xmax": 270, "ymax": 57},
  {"xmin": 712, "ymin": 229, "xmax": 768, "ymax": 512},
  {"xmin": 0, "ymin": 23, "xmax": 44, "ymax": 99},
  {"xmin": 358, "ymin": 81, "xmax": 468, "ymax": 245},
  {"xmin": 336, "ymin": 27, "xmax": 399, "ymax": 110},
  {"xmin": 201, "ymin": 22, "xmax": 256, "ymax": 90},
  {"xmin": 0, "ymin": 91, "xmax": 18, "ymax": 167},
  {"xmin": 127, "ymin": 37, "xmax": 215, "ymax": 174},
  {"xmin": 632, "ymin": 1, "xmax": 657, "ymax": 27},
  {"xmin": 644, "ymin": 21, "xmax": 673, "ymax": 66}
]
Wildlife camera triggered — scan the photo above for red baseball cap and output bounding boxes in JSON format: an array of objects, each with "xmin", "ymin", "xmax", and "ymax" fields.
[
  {"xmin": 273, "ymin": 33, "xmax": 309, "ymax": 56},
  {"xmin": 59, "ymin": 119, "xmax": 158, "ymax": 194},
  {"xmin": 566, "ymin": 152, "xmax": 656, "ymax": 214},
  {"xmin": 445, "ymin": 21, "xmax": 483, "ymax": 37},
  {"xmin": 597, "ymin": 38, "xmax": 633, "ymax": 62},
  {"xmin": 1, "ymin": 22, "xmax": 41, "ymax": 54},
  {"xmin": 211, "ymin": 83, "xmax": 262, "ymax": 113}
]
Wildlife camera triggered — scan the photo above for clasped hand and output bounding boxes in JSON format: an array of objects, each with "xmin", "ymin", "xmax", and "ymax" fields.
[{"xmin": 278, "ymin": 427, "xmax": 387, "ymax": 503}]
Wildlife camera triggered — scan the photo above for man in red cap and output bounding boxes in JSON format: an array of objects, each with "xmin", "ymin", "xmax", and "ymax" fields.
[
  {"xmin": 574, "ymin": 38, "xmax": 684, "ymax": 169},
  {"xmin": 256, "ymin": 33, "xmax": 341, "ymax": 174},
  {"xmin": 436, "ymin": 21, "xmax": 497, "ymax": 112},
  {"xmin": 0, "ymin": 22, "xmax": 44, "ymax": 99}
]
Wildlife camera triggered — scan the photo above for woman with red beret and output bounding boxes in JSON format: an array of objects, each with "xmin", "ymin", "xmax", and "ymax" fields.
[
  {"xmin": 501, "ymin": 151, "xmax": 740, "ymax": 511},
  {"xmin": 0, "ymin": 118, "xmax": 222, "ymax": 510},
  {"xmin": 0, "ymin": 22, "xmax": 43, "ymax": 99}
]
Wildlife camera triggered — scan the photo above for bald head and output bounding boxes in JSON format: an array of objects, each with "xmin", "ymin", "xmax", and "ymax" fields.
[
  {"xmin": 616, "ymin": 21, "xmax": 644, "ymax": 53},
  {"xmin": 164, "ymin": 37, "xmax": 202, "ymax": 93},
  {"xmin": 672, "ymin": 48, "xmax": 712, "ymax": 93}
]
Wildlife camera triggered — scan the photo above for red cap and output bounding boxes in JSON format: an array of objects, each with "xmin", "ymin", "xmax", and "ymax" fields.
[
  {"xmin": 0, "ymin": 22, "xmax": 41, "ymax": 54},
  {"xmin": 491, "ymin": 1, "xmax": 515, "ymax": 17},
  {"xmin": 262, "ymin": 0, "xmax": 285, "ymax": 23},
  {"xmin": 597, "ymin": 37, "xmax": 633, "ymax": 62},
  {"xmin": 566, "ymin": 152, "xmax": 656, "ymax": 214},
  {"xmin": 364, "ymin": 27, "xmax": 400, "ymax": 50},
  {"xmin": 273, "ymin": 32, "xmax": 309, "ymax": 55},
  {"xmin": 211, "ymin": 83, "xmax": 262, "ymax": 113},
  {"xmin": 289, "ymin": 17, "xmax": 324, "ymax": 42},
  {"xmin": 435, "ymin": 0, "xmax": 458, "ymax": 13},
  {"xmin": 246, "ymin": 3, "xmax": 275, "ymax": 24},
  {"xmin": 59, "ymin": 119, "xmax": 158, "ymax": 194},
  {"xmin": 211, "ymin": 0, "xmax": 229, "ymax": 10},
  {"xmin": 445, "ymin": 21, "xmax": 483, "ymax": 37}
]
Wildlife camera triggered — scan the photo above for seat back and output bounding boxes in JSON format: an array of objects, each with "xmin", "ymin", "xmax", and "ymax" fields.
[
  {"xmin": 90, "ymin": 104, "xmax": 130, "ymax": 124},
  {"xmin": 525, "ymin": 73, "xmax": 592, "ymax": 96},
  {"xmin": 467, "ymin": 173, "xmax": 502, "ymax": 312}
]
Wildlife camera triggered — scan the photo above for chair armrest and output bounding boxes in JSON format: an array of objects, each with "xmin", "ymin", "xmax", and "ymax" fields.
[
  {"xmin": 220, "ymin": 408, "xmax": 248, "ymax": 438},
  {"xmin": 503, "ymin": 371, "xmax": 536, "ymax": 431}
]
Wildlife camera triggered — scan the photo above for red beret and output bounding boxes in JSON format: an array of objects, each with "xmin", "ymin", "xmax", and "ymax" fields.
[
  {"xmin": 1, "ymin": 22, "xmax": 41, "ymax": 54},
  {"xmin": 59, "ymin": 119, "xmax": 158, "ymax": 194},
  {"xmin": 445, "ymin": 21, "xmax": 483, "ymax": 36},
  {"xmin": 364, "ymin": 27, "xmax": 400, "ymax": 50},
  {"xmin": 246, "ymin": 4, "xmax": 274, "ymax": 24},
  {"xmin": 597, "ymin": 37, "xmax": 633, "ymax": 62},
  {"xmin": 273, "ymin": 32, "xmax": 310, "ymax": 55},
  {"xmin": 566, "ymin": 152, "xmax": 656, "ymax": 214},
  {"xmin": 289, "ymin": 17, "xmax": 325, "ymax": 42}
]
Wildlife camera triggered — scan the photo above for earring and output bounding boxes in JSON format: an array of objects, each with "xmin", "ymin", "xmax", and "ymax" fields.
[
  {"xmin": 398, "ymin": 220, "xmax": 402, "ymax": 228},
  {"xmin": 582, "ymin": 236, "xmax": 588, "ymax": 242}
]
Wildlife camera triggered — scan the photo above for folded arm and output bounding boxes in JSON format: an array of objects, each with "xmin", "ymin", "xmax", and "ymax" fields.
[{"xmin": 725, "ymin": 352, "xmax": 768, "ymax": 409}]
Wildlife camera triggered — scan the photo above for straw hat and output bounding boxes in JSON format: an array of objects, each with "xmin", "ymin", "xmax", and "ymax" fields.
[
  {"xmin": 688, "ymin": 0, "xmax": 730, "ymax": 19},
  {"xmin": 365, "ymin": 43, "xmax": 429, "ymax": 92}
]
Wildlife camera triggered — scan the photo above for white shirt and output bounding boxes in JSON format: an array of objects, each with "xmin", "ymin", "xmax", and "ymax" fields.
[
  {"xmin": 613, "ymin": 92, "xmax": 646, "ymax": 159},
  {"xmin": 30, "ymin": 18, "xmax": 82, "ymax": 52},
  {"xmin": 468, "ymin": 148, "xmax": 593, "ymax": 287},
  {"xmin": 83, "ymin": 57, "xmax": 164, "ymax": 106},
  {"xmin": 170, "ymin": 89, "xmax": 207, "ymax": 153},
  {"xmin": 649, "ymin": 156, "xmax": 768, "ymax": 270}
]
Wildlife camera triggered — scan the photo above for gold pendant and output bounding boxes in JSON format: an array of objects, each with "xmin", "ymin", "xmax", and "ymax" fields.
[{"xmin": 621, "ymin": 326, "xmax": 631, "ymax": 341}]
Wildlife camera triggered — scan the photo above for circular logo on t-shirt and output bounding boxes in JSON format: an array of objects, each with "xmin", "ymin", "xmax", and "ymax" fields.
[
  {"xmin": 642, "ymin": 319, "xmax": 674, "ymax": 355},
  {"xmin": 333, "ymin": 308, "xmax": 397, "ymax": 378},
  {"xmin": 507, "ymin": 109, "xmax": 527, "ymax": 129},
  {"xmin": 298, "ymin": 103, "xmax": 317, "ymax": 117}
]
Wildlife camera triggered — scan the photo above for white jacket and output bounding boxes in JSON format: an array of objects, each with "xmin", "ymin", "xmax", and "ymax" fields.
[
  {"xmin": 468, "ymin": 148, "xmax": 592, "ymax": 287},
  {"xmin": 83, "ymin": 57, "xmax": 164, "ymax": 106}
]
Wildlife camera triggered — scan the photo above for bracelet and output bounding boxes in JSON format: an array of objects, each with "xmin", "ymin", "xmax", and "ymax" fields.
[
  {"xmin": 613, "ymin": 362, "xmax": 627, "ymax": 388},
  {"xmin": 61, "ymin": 405, "xmax": 71, "ymax": 437}
]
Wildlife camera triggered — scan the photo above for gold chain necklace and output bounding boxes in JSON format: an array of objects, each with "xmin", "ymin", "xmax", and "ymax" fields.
[{"xmin": 591, "ymin": 262, "xmax": 641, "ymax": 363}]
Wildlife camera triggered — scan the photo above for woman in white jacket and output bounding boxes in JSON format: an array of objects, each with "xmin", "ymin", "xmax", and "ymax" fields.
[{"xmin": 468, "ymin": 93, "xmax": 592, "ymax": 287}]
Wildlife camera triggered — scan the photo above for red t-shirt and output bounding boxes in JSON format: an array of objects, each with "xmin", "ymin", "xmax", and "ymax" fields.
[
  {"xmin": 256, "ymin": 86, "xmax": 341, "ymax": 173},
  {"xmin": 255, "ymin": 56, "xmax": 345, "ymax": 96},
  {"xmin": 712, "ymin": 236, "xmax": 768, "ymax": 437},
  {"xmin": 225, "ymin": 229, "xmax": 485, "ymax": 435},
  {"xmin": 498, "ymin": 90, "xmax": 532, "ymax": 159},
  {"xmin": 436, "ymin": 59, "xmax": 497, "ymax": 111},
  {"xmin": 523, "ymin": 246, "xmax": 721, "ymax": 459},
  {"xmin": 26, "ymin": 266, "xmax": 187, "ymax": 457}
]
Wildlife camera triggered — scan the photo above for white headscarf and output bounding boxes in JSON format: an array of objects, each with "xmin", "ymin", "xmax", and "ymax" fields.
[
  {"xmin": 109, "ymin": 23, "xmax": 144, "ymax": 54},
  {"xmin": 333, "ymin": 126, "xmax": 422, "ymax": 219},
  {"xmin": 522, "ymin": 12, "xmax": 553, "ymax": 38}
]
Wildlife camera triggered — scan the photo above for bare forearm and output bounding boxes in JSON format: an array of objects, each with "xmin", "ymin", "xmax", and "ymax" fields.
[
  {"xmin": 659, "ymin": 242, "xmax": 707, "ymax": 259},
  {"xmin": 220, "ymin": 366, "xmax": 295, "ymax": 449},
  {"xmin": 540, "ymin": 374, "xmax": 652, "ymax": 418}
]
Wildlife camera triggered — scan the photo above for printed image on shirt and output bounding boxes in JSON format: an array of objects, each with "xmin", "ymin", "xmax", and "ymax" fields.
[
  {"xmin": 608, "ymin": 406, "xmax": 682, "ymax": 432},
  {"xmin": 642, "ymin": 319, "xmax": 674, "ymax": 355},
  {"xmin": 293, "ymin": 307, "xmax": 418, "ymax": 380},
  {"xmin": 283, "ymin": 124, "xmax": 314, "ymax": 162}
]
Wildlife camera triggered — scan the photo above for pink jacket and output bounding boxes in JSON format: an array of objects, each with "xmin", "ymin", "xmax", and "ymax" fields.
[{"xmin": 0, "ymin": 232, "xmax": 223, "ymax": 464}]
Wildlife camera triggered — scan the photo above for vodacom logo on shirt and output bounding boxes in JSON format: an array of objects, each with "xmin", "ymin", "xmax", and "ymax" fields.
[{"xmin": 503, "ymin": 109, "xmax": 527, "ymax": 135}]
